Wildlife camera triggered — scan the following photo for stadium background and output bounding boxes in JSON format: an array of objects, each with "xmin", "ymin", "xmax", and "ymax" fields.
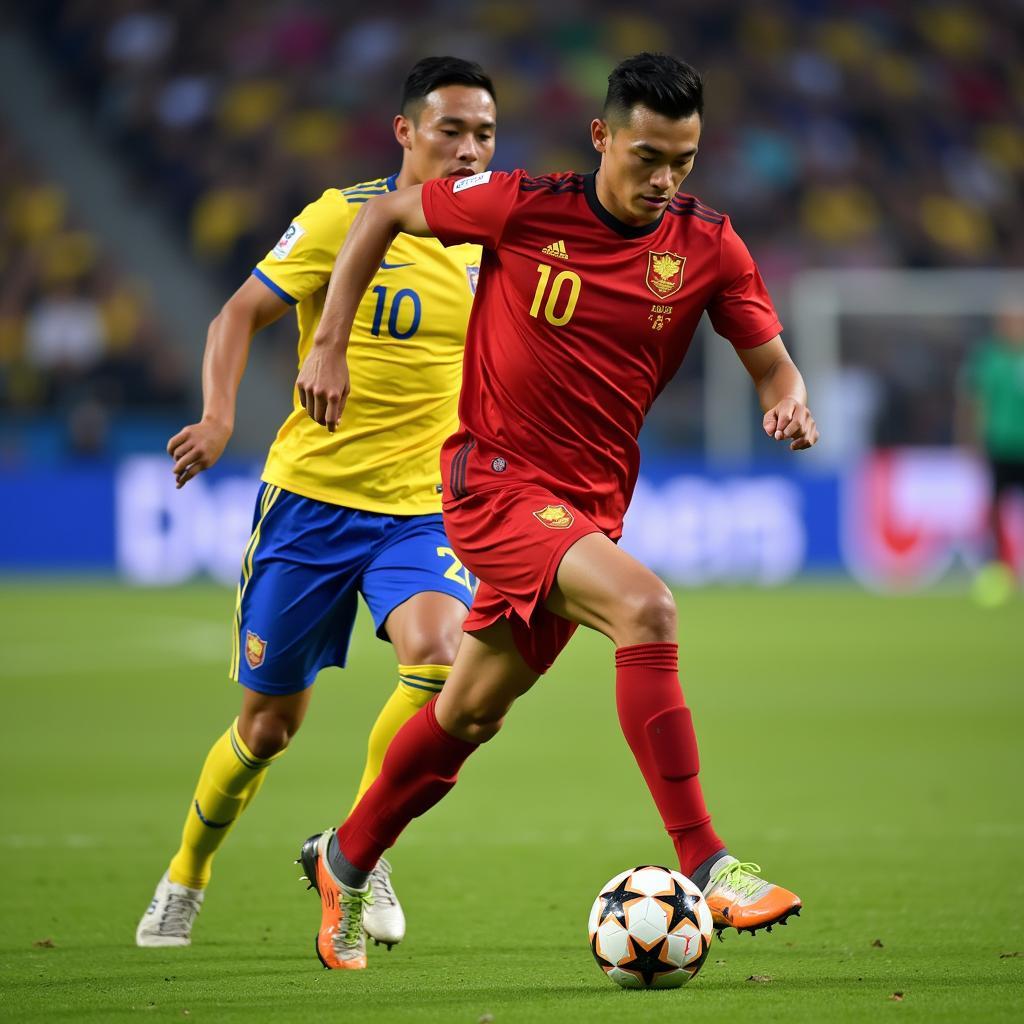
[
  {"xmin": 1, "ymin": 3, "xmax": 1021, "ymax": 1021},
  {"xmin": 3, "ymin": 0, "xmax": 1023, "ymax": 586}
]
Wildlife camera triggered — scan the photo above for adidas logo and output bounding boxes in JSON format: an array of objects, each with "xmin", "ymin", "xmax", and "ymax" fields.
[{"xmin": 541, "ymin": 240, "xmax": 569, "ymax": 260}]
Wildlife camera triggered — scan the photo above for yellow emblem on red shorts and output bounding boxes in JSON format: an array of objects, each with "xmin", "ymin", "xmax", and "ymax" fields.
[
  {"xmin": 645, "ymin": 250, "xmax": 686, "ymax": 299},
  {"xmin": 245, "ymin": 631, "xmax": 267, "ymax": 670},
  {"xmin": 533, "ymin": 504, "xmax": 574, "ymax": 530}
]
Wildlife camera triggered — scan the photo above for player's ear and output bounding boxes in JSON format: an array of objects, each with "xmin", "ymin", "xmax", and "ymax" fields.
[
  {"xmin": 591, "ymin": 118, "xmax": 610, "ymax": 154},
  {"xmin": 393, "ymin": 114, "xmax": 414, "ymax": 151}
]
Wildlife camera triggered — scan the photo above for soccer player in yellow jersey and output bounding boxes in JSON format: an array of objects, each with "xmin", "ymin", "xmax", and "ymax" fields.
[{"xmin": 136, "ymin": 57, "xmax": 497, "ymax": 949}]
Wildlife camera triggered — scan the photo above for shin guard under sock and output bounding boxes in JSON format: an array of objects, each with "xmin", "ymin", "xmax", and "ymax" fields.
[
  {"xmin": 168, "ymin": 719, "xmax": 279, "ymax": 889},
  {"xmin": 615, "ymin": 642, "xmax": 724, "ymax": 878}
]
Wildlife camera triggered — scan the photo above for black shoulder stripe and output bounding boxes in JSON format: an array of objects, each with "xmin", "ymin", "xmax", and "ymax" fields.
[
  {"xmin": 667, "ymin": 207, "xmax": 724, "ymax": 224},
  {"xmin": 520, "ymin": 184, "xmax": 585, "ymax": 194},
  {"xmin": 670, "ymin": 197, "xmax": 723, "ymax": 219},
  {"xmin": 671, "ymin": 194, "xmax": 719, "ymax": 210},
  {"xmin": 520, "ymin": 181, "xmax": 585, "ymax": 193},
  {"xmin": 519, "ymin": 173, "xmax": 585, "ymax": 193},
  {"xmin": 522, "ymin": 172, "xmax": 584, "ymax": 185}
]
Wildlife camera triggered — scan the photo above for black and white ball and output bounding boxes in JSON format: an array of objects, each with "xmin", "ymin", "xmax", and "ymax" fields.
[{"xmin": 588, "ymin": 865, "xmax": 714, "ymax": 989}]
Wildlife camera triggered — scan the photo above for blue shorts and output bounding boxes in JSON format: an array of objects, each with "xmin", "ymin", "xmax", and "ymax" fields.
[{"xmin": 230, "ymin": 483, "xmax": 475, "ymax": 695}]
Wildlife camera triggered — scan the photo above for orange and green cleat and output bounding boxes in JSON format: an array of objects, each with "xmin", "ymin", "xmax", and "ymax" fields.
[
  {"xmin": 297, "ymin": 829, "xmax": 373, "ymax": 969},
  {"xmin": 702, "ymin": 857, "xmax": 802, "ymax": 936}
]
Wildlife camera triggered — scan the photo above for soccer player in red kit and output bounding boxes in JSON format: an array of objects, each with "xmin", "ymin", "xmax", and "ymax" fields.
[{"xmin": 295, "ymin": 52, "xmax": 819, "ymax": 970}]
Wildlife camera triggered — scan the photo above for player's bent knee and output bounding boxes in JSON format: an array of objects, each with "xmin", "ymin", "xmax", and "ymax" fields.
[
  {"xmin": 404, "ymin": 640, "xmax": 459, "ymax": 670},
  {"xmin": 466, "ymin": 719, "xmax": 504, "ymax": 743},
  {"xmin": 239, "ymin": 710, "xmax": 300, "ymax": 759},
  {"xmin": 645, "ymin": 706, "xmax": 699, "ymax": 780},
  {"xmin": 446, "ymin": 706, "xmax": 506, "ymax": 744},
  {"xmin": 395, "ymin": 623, "xmax": 461, "ymax": 670},
  {"xmin": 617, "ymin": 584, "xmax": 677, "ymax": 644}
]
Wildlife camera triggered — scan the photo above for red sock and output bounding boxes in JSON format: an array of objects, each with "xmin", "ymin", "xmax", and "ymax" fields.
[
  {"xmin": 615, "ymin": 642, "xmax": 723, "ymax": 877},
  {"xmin": 335, "ymin": 698, "xmax": 477, "ymax": 871}
]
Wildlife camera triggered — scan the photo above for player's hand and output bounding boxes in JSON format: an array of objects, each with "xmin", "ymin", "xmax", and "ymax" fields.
[
  {"xmin": 167, "ymin": 418, "xmax": 232, "ymax": 488},
  {"xmin": 296, "ymin": 344, "xmax": 350, "ymax": 433},
  {"xmin": 763, "ymin": 399, "xmax": 819, "ymax": 451}
]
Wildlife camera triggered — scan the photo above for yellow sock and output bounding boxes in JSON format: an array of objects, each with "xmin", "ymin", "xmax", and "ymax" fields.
[
  {"xmin": 350, "ymin": 664, "xmax": 450, "ymax": 811},
  {"xmin": 168, "ymin": 718, "xmax": 282, "ymax": 889}
]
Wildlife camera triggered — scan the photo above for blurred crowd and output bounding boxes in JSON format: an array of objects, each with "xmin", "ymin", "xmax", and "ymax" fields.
[
  {"xmin": 0, "ymin": 126, "xmax": 187, "ymax": 459},
  {"xmin": 8, "ymin": 0, "xmax": 1024, "ymax": 455},
  {"xmin": 27, "ymin": 0, "xmax": 1023, "ymax": 285}
]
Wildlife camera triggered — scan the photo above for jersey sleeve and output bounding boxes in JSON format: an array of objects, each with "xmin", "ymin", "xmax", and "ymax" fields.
[
  {"xmin": 420, "ymin": 170, "xmax": 523, "ymax": 250},
  {"xmin": 707, "ymin": 217, "xmax": 783, "ymax": 349},
  {"xmin": 252, "ymin": 190, "xmax": 354, "ymax": 305}
]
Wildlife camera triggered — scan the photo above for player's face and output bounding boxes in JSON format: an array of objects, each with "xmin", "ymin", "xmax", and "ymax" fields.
[
  {"xmin": 395, "ymin": 85, "xmax": 497, "ymax": 184},
  {"xmin": 592, "ymin": 106, "xmax": 701, "ymax": 225}
]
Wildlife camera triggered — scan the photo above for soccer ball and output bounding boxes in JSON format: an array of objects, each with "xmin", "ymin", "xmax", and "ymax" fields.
[{"xmin": 588, "ymin": 865, "xmax": 714, "ymax": 989}]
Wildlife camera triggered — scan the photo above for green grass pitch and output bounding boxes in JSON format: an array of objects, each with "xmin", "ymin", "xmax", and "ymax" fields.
[{"xmin": 1, "ymin": 580, "xmax": 1021, "ymax": 1022}]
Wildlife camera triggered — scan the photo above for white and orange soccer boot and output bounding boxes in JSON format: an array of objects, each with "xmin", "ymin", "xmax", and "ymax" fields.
[
  {"xmin": 702, "ymin": 856, "xmax": 802, "ymax": 936},
  {"xmin": 297, "ymin": 830, "xmax": 373, "ymax": 969}
]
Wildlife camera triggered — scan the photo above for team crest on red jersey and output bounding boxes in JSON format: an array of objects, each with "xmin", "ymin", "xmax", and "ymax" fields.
[
  {"xmin": 245, "ymin": 631, "xmax": 267, "ymax": 670},
  {"xmin": 533, "ymin": 504, "xmax": 574, "ymax": 530},
  {"xmin": 645, "ymin": 251, "xmax": 686, "ymax": 299}
]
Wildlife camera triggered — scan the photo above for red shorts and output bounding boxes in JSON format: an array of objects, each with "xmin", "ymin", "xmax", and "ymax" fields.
[{"xmin": 442, "ymin": 481, "xmax": 602, "ymax": 675}]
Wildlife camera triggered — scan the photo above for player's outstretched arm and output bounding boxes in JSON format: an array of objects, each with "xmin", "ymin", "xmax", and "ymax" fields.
[
  {"xmin": 736, "ymin": 336, "xmax": 820, "ymax": 451},
  {"xmin": 167, "ymin": 277, "xmax": 290, "ymax": 487},
  {"xmin": 298, "ymin": 186, "xmax": 433, "ymax": 432}
]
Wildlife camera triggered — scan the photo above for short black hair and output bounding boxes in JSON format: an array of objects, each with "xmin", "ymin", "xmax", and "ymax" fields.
[
  {"xmin": 604, "ymin": 52, "xmax": 703, "ymax": 125},
  {"xmin": 401, "ymin": 57, "xmax": 496, "ymax": 117}
]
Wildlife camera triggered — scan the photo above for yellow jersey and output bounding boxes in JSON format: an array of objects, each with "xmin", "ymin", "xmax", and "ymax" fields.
[{"xmin": 253, "ymin": 174, "xmax": 480, "ymax": 514}]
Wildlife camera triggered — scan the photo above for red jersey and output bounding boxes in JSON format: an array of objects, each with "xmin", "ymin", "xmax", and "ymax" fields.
[{"xmin": 421, "ymin": 169, "xmax": 781, "ymax": 537}]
